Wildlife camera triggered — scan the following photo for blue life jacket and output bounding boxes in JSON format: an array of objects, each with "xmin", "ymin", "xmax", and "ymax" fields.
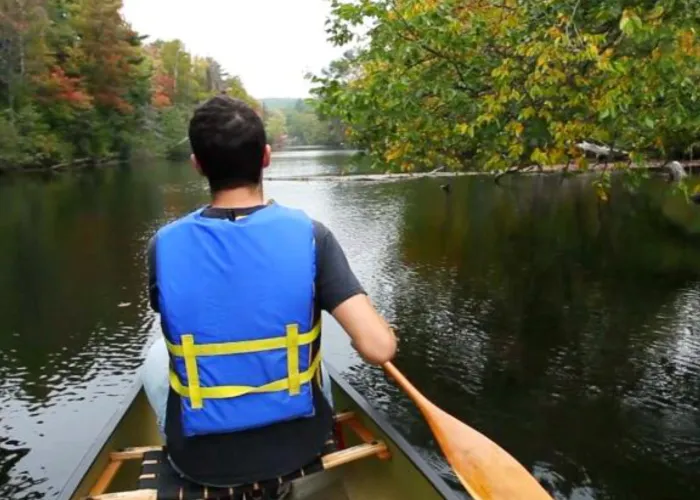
[{"xmin": 154, "ymin": 203, "xmax": 320, "ymax": 438}]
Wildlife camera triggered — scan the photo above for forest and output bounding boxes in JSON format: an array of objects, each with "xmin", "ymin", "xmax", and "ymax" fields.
[
  {"xmin": 5, "ymin": 0, "xmax": 698, "ymax": 175},
  {"xmin": 1, "ymin": 0, "xmax": 273, "ymax": 171},
  {"xmin": 262, "ymin": 98, "xmax": 346, "ymax": 149},
  {"xmin": 310, "ymin": 0, "xmax": 700, "ymax": 174}
]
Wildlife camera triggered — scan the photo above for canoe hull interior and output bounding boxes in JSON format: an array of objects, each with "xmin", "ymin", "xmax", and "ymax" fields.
[{"xmin": 64, "ymin": 367, "xmax": 458, "ymax": 500}]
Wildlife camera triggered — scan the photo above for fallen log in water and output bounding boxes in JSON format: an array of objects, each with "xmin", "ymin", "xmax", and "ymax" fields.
[
  {"xmin": 263, "ymin": 171, "xmax": 471, "ymax": 182},
  {"xmin": 576, "ymin": 141, "xmax": 629, "ymax": 160},
  {"xmin": 264, "ymin": 160, "xmax": 700, "ymax": 183}
]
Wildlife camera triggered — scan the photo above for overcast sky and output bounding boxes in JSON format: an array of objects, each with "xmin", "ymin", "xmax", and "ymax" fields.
[{"xmin": 120, "ymin": 0, "xmax": 345, "ymax": 99}]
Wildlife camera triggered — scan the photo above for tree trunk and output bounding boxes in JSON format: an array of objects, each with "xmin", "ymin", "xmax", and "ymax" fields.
[{"xmin": 18, "ymin": 32, "xmax": 24, "ymax": 79}]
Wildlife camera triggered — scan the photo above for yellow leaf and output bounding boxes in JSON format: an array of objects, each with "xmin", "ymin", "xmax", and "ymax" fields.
[
  {"xmin": 385, "ymin": 143, "xmax": 405, "ymax": 162},
  {"xmin": 547, "ymin": 27, "xmax": 562, "ymax": 40},
  {"xmin": 679, "ymin": 30, "xmax": 695, "ymax": 55},
  {"xmin": 521, "ymin": 107, "xmax": 536, "ymax": 119},
  {"xmin": 531, "ymin": 148, "xmax": 548, "ymax": 164},
  {"xmin": 508, "ymin": 143, "xmax": 524, "ymax": 157},
  {"xmin": 575, "ymin": 156, "xmax": 589, "ymax": 170},
  {"xmin": 596, "ymin": 185, "xmax": 609, "ymax": 202},
  {"xmin": 508, "ymin": 121, "xmax": 524, "ymax": 137},
  {"xmin": 456, "ymin": 123, "xmax": 470, "ymax": 135}
]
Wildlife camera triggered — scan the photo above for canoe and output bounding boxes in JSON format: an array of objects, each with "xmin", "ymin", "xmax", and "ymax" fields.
[{"xmin": 61, "ymin": 363, "xmax": 460, "ymax": 500}]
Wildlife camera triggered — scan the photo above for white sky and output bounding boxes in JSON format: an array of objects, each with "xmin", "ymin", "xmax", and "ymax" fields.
[{"xmin": 120, "ymin": 0, "xmax": 345, "ymax": 99}]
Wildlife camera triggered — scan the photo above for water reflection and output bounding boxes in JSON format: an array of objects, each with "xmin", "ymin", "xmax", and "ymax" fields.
[
  {"xmin": 1, "ymin": 155, "xmax": 700, "ymax": 499},
  {"xmin": 367, "ymin": 175, "xmax": 700, "ymax": 499},
  {"xmin": 264, "ymin": 149, "xmax": 359, "ymax": 178},
  {"xmin": 0, "ymin": 169, "xmax": 162, "ymax": 499}
]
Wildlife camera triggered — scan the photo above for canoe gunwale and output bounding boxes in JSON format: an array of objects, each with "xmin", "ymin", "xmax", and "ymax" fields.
[
  {"xmin": 59, "ymin": 380, "xmax": 144, "ymax": 500},
  {"xmin": 59, "ymin": 363, "xmax": 461, "ymax": 500},
  {"xmin": 324, "ymin": 364, "xmax": 460, "ymax": 499}
]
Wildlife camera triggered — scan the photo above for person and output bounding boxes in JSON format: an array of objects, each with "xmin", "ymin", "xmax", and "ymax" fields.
[{"xmin": 140, "ymin": 95, "xmax": 397, "ymax": 497}]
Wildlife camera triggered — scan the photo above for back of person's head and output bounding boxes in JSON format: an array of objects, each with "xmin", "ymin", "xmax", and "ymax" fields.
[{"xmin": 188, "ymin": 95, "xmax": 267, "ymax": 192}]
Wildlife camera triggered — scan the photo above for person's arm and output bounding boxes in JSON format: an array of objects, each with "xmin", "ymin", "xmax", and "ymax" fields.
[
  {"xmin": 314, "ymin": 222, "xmax": 397, "ymax": 365},
  {"xmin": 331, "ymin": 294, "xmax": 397, "ymax": 365}
]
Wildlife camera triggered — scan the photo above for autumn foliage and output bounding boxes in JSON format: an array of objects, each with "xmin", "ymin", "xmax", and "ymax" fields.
[
  {"xmin": 311, "ymin": 0, "xmax": 700, "ymax": 173},
  {"xmin": 0, "ymin": 0, "xmax": 258, "ymax": 170},
  {"xmin": 37, "ymin": 67, "xmax": 92, "ymax": 108}
]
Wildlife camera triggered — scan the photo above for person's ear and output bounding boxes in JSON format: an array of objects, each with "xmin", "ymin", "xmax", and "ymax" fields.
[
  {"xmin": 262, "ymin": 144, "xmax": 272, "ymax": 169},
  {"xmin": 191, "ymin": 154, "xmax": 204, "ymax": 176}
]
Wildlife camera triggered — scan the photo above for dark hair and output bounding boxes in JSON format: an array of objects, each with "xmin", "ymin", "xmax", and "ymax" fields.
[{"xmin": 188, "ymin": 95, "xmax": 267, "ymax": 191}]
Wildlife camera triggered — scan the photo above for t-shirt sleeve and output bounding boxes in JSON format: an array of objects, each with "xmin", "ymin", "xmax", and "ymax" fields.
[
  {"xmin": 313, "ymin": 221, "xmax": 366, "ymax": 312},
  {"xmin": 147, "ymin": 236, "xmax": 159, "ymax": 313}
]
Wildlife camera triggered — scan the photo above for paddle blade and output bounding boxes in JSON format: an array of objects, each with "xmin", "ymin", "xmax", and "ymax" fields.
[
  {"xmin": 420, "ymin": 402, "xmax": 551, "ymax": 500},
  {"xmin": 383, "ymin": 363, "xmax": 551, "ymax": 499}
]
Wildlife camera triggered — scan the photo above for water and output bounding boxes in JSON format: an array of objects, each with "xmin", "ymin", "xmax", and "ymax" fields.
[{"xmin": 2, "ymin": 150, "xmax": 700, "ymax": 499}]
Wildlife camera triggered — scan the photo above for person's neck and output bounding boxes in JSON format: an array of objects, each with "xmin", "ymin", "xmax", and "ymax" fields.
[{"xmin": 210, "ymin": 185, "xmax": 264, "ymax": 209}]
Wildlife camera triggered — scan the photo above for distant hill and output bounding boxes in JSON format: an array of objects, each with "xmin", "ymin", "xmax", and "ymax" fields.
[{"xmin": 260, "ymin": 98, "xmax": 306, "ymax": 111}]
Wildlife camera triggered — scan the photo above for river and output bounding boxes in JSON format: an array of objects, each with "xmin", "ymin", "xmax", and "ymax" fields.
[{"xmin": 2, "ymin": 150, "xmax": 700, "ymax": 499}]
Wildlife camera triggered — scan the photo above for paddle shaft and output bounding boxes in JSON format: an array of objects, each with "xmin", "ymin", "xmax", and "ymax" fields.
[{"xmin": 383, "ymin": 361, "xmax": 431, "ymax": 409}]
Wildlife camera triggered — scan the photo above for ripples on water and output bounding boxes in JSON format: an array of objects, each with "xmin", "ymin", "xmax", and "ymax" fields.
[
  {"xmin": 0, "ymin": 324, "xmax": 158, "ymax": 499},
  {"xmin": 1, "ymin": 155, "xmax": 700, "ymax": 499}
]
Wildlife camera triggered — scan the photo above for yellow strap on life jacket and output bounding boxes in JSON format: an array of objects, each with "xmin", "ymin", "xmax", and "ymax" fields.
[
  {"xmin": 166, "ymin": 322, "xmax": 321, "ymax": 409},
  {"xmin": 181, "ymin": 334, "xmax": 202, "ymax": 409},
  {"xmin": 286, "ymin": 324, "xmax": 301, "ymax": 395},
  {"xmin": 169, "ymin": 350, "xmax": 323, "ymax": 403},
  {"xmin": 165, "ymin": 323, "xmax": 320, "ymax": 357}
]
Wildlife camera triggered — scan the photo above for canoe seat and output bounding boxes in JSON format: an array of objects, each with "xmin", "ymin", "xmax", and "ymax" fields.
[
  {"xmin": 135, "ymin": 442, "xmax": 332, "ymax": 500},
  {"xmin": 86, "ymin": 412, "xmax": 390, "ymax": 500}
]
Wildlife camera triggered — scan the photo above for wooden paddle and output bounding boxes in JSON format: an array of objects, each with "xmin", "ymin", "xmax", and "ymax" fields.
[{"xmin": 383, "ymin": 362, "xmax": 552, "ymax": 500}]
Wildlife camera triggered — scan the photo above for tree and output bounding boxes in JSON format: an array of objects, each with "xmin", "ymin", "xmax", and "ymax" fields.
[
  {"xmin": 285, "ymin": 104, "xmax": 344, "ymax": 146},
  {"xmin": 0, "ymin": 0, "xmax": 259, "ymax": 170},
  {"xmin": 264, "ymin": 109, "xmax": 287, "ymax": 148},
  {"xmin": 311, "ymin": 0, "xmax": 700, "ymax": 173},
  {"xmin": 224, "ymin": 75, "xmax": 260, "ymax": 112},
  {"xmin": 0, "ymin": 0, "xmax": 51, "ymax": 113},
  {"xmin": 144, "ymin": 40, "xmax": 261, "ymax": 157}
]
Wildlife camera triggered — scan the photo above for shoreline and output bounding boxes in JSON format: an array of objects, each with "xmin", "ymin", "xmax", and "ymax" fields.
[
  {"xmin": 264, "ymin": 160, "xmax": 700, "ymax": 183},
  {"xmin": 0, "ymin": 156, "xmax": 122, "ymax": 175},
  {"xmin": 3, "ymin": 154, "xmax": 699, "ymax": 180}
]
